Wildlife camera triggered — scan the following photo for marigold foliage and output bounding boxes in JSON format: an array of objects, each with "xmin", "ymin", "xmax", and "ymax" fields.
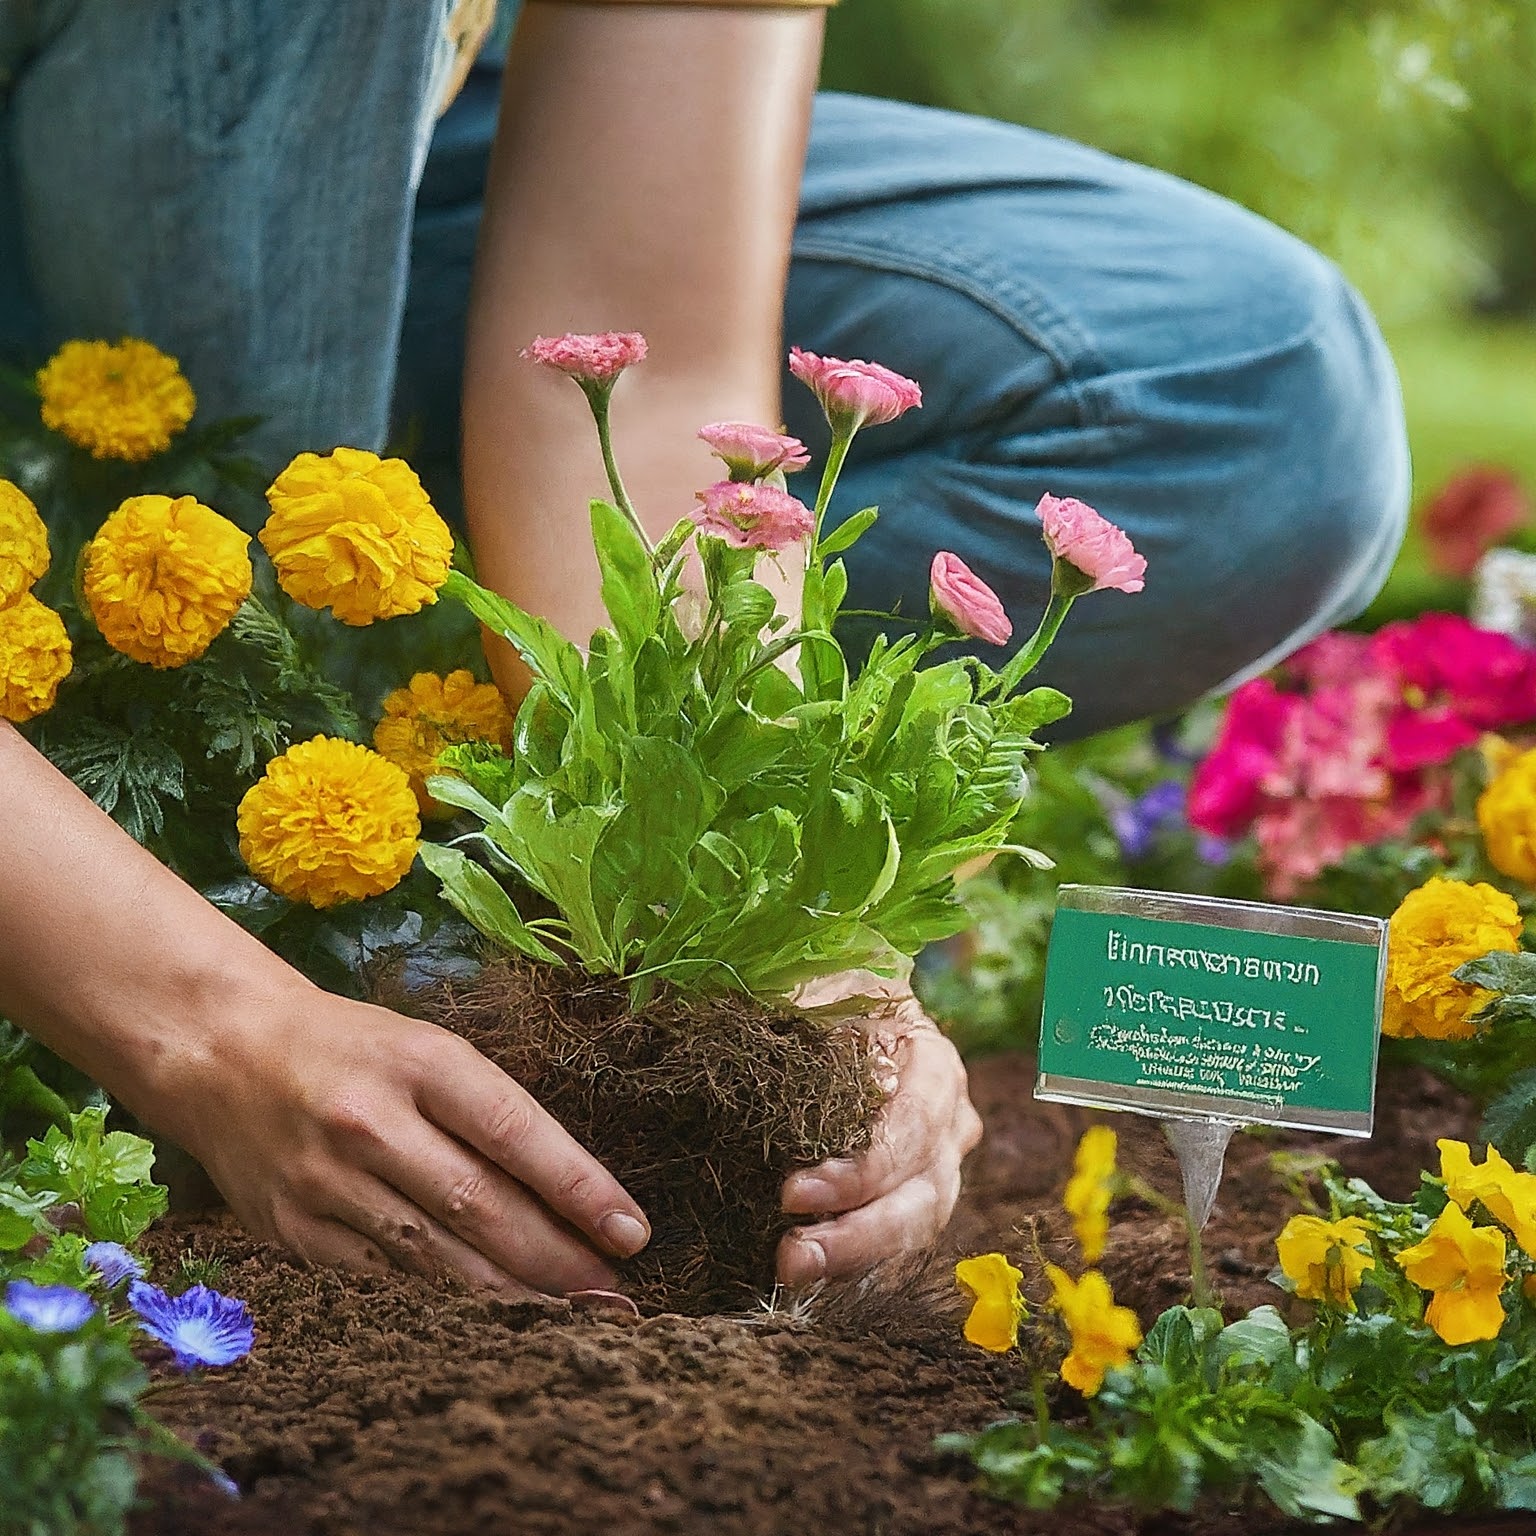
[
  {"xmin": 1046, "ymin": 1263, "xmax": 1142, "ymax": 1395},
  {"xmin": 373, "ymin": 669, "xmax": 514, "ymax": 817},
  {"xmin": 0, "ymin": 479, "xmax": 49, "ymax": 607},
  {"xmin": 36, "ymin": 338, "xmax": 195, "ymax": 461},
  {"xmin": 1396, "ymin": 1201, "xmax": 1508, "ymax": 1346},
  {"xmin": 1275, "ymin": 1214, "xmax": 1375, "ymax": 1307},
  {"xmin": 954, "ymin": 1252, "xmax": 1025, "ymax": 1353},
  {"xmin": 1063, "ymin": 1125, "xmax": 1117, "ymax": 1263},
  {"xmin": 1381, "ymin": 877, "xmax": 1522, "ymax": 1041},
  {"xmin": 1479, "ymin": 746, "xmax": 1536, "ymax": 884},
  {"xmin": 261, "ymin": 448, "xmax": 453, "ymax": 625},
  {"xmin": 0, "ymin": 593, "xmax": 72, "ymax": 722},
  {"xmin": 237, "ymin": 736, "xmax": 420, "ymax": 908},
  {"xmin": 83, "ymin": 495, "xmax": 252, "ymax": 669}
]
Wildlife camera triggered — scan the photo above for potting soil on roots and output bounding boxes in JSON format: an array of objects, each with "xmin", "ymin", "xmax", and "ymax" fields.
[{"xmin": 131, "ymin": 1055, "xmax": 1517, "ymax": 1536}]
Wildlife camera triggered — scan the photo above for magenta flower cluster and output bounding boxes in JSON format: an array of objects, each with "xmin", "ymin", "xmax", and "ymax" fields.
[{"xmin": 1188, "ymin": 613, "xmax": 1536, "ymax": 897}]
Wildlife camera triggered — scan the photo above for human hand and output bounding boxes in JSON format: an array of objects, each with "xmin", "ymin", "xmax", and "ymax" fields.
[
  {"xmin": 776, "ymin": 987, "xmax": 982, "ymax": 1285},
  {"xmin": 167, "ymin": 980, "xmax": 650, "ymax": 1298}
]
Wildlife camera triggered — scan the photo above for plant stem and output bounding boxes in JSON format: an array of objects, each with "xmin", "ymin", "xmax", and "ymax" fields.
[
  {"xmin": 812, "ymin": 427, "xmax": 856, "ymax": 548},
  {"xmin": 991, "ymin": 591, "xmax": 1074, "ymax": 699},
  {"xmin": 585, "ymin": 383, "xmax": 651, "ymax": 553},
  {"xmin": 1032, "ymin": 1370, "xmax": 1051, "ymax": 1447}
]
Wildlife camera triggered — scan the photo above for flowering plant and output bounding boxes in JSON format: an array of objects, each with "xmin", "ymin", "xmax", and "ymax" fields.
[{"xmin": 410, "ymin": 334, "xmax": 1139, "ymax": 1000}]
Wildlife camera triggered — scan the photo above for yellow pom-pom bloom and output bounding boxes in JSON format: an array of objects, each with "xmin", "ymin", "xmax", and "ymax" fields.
[
  {"xmin": 1396, "ymin": 1200, "xmax": 1508, "ymax": 1346},
  {"xmin": 954, "ymin": 1252, "xmax": 1025, "ymax": 1353},
  {"xmin": 261, "ymin": 448, "xmax": 453, "ymax": 625},
  {"xmin": 1045, "ymin": 1264, "xmax": 1142, "ymax": 1396},
  {"xmin": 36, "ymin": 338, "xmax": 196, "ymax": 462},
  {"xmin": 83, "ymin": 495, "xmax": 252, "ymax": 669},
  {"xmin": 1063, "ymin": 1124, "xmax": 1117, "ymax": 1264},
  {"xmin": 0, "ymin": 593, "xmax": 72, "ymax": 722},
  {"xmin": 1381, "ymin": 877, "xmax": 1522, "ymax": 1041},
  {"xmin": 1275, "ymin": 1214, "xmax": 1375, "ymax": 1307},
  {"xmin": 1438, "ymin": 1139, "xmax": 1536, "ymax": 1259},
  {"xmin": 0, "ymin": 480, "xmax": 49, "ymax": 608},
  {"xmin": 238, "ymin": 737, "xmax": 421, "ymax": 909},
  {"xmin": 373, "ymin": 669, "xmax": 514, "ymax": 818},
  {"xmin": 1480, "ymin": 746, "xmax": 1536, "ymax": 884}
]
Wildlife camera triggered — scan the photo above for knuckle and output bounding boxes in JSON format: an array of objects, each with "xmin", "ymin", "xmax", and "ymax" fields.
[
  {"xmin": 443, "ymin": 1165, "xmax": 491, "ymax": 1224},
  {"xmin": 321, "ymin": 1087, "xmax": 386, "ymax": 1150},
  {"xmin": 483, "ymin": 1091, "xmax": 535, "ymax": 1157},
  {"xmin": 549, "ymin": 1164, "xmax": 605, "ymax": 1220}
]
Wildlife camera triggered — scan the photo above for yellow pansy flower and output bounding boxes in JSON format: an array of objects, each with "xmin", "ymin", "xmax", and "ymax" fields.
[
  {"xmin": 1045, "ymin": 1264, "xmax": 1142, "ymax": 1396},
  {"xmin": 1063, "ymin": 1124, "xmax": 1117, "ymax": 1263},
  {"xmin": 1275, "ymin": 1214, "xmax": 1375, "ymax": 1307},
  {"xmin": 954, "ymin": 1253, "xmax": 1025, "ymax": 1353},
  {"xmin": 1396, "ymin": 1201, "xmax": 1508, "ymax": 1346},
  {"xmin": 1438, "ymin": 1139, "xmax": 1536, "ymax": 1259}
]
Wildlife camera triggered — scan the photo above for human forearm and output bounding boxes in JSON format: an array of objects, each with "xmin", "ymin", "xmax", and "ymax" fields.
[{"xmin": 462, "ymin": 3, "xmax": 822, "ymax": 673}]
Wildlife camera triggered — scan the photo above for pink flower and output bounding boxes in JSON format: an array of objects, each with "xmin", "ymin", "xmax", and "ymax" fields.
[
  {"xmin": 788, "ymin": 347, "xmax": 922, "ymax": 433},
  {"xmin": 1035, "ymin": 493, "xmax": 1146, "ymax": 595},
  {"xmin": 1371, "ymin": 612, "xmax": 1536, "ymax": 736},
  {"xmin": 1187, "ymin": 678, "xmax": 1297, "ymax": 837},
  {"xmin": 697, "ymin": 422, "xmax": 811, "ymax": 482},
  {"xmin": 522, "ymin": 331, "xmax": 648, "ymax": 386},
  {"xmin": 929, "ymin": 552, "xmax": 1012, "ymax": 646},
  {"xmin": 693, "ymin": 481, "xmax": 814, "ymax": 553},
  {"xmin": 1421, "ymin": 467, "xmax": 1529, "ymax": 580}
]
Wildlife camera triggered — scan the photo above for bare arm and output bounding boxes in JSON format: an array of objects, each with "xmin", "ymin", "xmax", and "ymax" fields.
[
  {"xmin": 0, "ymin": 722, "xmax": 649, "ymax": 1294},
  {"xmin": 463, "ymin": 3, "xmax": 823, "ymax": 688}
]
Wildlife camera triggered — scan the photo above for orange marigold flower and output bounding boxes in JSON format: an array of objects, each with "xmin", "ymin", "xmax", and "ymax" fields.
[
  {"xmin": 0, "ymin": 593, "xmax": 72, "ymax": 721},
  {"xmin": 373, "ymin": 669, "xmax": 514, "ymax": 818},
  {"xmin": 1479, "ymin": 746, "xmax": 1536, "ymax": 886},
  {"xmin": 36, "ymin": 338, "xmax": 195, "ymax": 461},
  {"xmin": 237, "ymin": 737, "xmax": 420, "ymax": 909},
  {"xmin": 0, "ymin": 479, "xmax": 49, "ymax": 607}
]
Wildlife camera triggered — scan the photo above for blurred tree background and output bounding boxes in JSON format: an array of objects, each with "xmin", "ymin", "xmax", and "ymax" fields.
[{"xmin": 821, "ymin": 0, "xmax": 1536, "ymax": 616}]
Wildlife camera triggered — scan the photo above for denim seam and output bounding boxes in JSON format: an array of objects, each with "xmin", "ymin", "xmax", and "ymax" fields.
[{"xmin": 789, "ymin": 229, "xmax": 1117, "ymax": 440}]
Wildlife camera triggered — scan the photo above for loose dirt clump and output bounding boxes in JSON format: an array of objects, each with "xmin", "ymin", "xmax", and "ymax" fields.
[{"xmin": 416, "ymin": 958, "xmax": 887, "ymax": 1312}]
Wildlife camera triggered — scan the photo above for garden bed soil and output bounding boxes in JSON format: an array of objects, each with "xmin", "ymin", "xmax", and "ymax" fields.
[{"xmin": 132, "ymin": 1053, "xmax": 1513, "ymax": 1536}]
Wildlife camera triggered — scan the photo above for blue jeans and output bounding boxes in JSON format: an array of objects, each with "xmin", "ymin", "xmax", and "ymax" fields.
[{"xmin": 0, "ymin": 2, "xmax": 1408, "ymax": 737}]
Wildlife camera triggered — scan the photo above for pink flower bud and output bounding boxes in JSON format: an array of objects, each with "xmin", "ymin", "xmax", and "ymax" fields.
[
  {"xmin": 1035, "ymin": 493, "xmax": 1146, "ymax": 595},
  {"xmin": 788, "ymin": 347, "xmax": 922, "ymax": 433},
  {"xmin": 697, "ymin": 422, "xmax": 811, "ymax": 481},
  {"xmin": 521, "ymin": 331, "xmax": 648, "ymax": 386},
  {"xmin": 929, "ymin": 552, "xmax": 1012, "ymax": 646},
  {"xmin": 694, "ymin": 481, "xmax": 814, "ymax": 553}
]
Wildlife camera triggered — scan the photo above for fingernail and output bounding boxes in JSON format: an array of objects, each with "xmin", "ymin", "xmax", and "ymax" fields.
[
  {"xmin": 784, "ymin": 1176, "xmax": 837, "ymax": 1211},
  {"xmin": 599, "ymin": 1211, "xmax": 650, "ymax": 1258},
  {"xmin": 781, "ymin": 1237, "xmax": 826, "ymax": 1285}
]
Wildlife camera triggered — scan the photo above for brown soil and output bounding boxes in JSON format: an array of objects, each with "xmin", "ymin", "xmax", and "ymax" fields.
[
  {"xmin": 130, "ymin": 1054, "xmax": 1512, "ymax": 1536},
  {"xmin": 405, "ymin": 958, "xmax": 886, "ymax": 1312}
]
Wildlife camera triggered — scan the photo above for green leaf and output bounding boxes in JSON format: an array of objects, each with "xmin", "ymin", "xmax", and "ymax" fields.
[
  {"xmin": 19, "ymin": 1108, "xmax": 167, "ymax": 1245},
  {"xmin": 590, "ymin": 498, "xmax": 661, "ymax": 652},
  {"xmin": 816, "ymin": 506, "xmax": 878, "ymax": 559},
  {"xmin": 441, "ymin": 570, "xmax": 587, "ymax": 710},
  {"xmin": 1456, "ymin": 950, "xmax": 1536, "ymax": 994},
  {"xmin": 417, "ymin": 843, "xmax": 565, "ymax": 965}
]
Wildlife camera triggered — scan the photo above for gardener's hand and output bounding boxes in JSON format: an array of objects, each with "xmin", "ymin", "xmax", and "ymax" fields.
[
  {"xmin": 776, "ymin": 983, "xmax": 982, "ymax": 1284},
  {"xmin": 174, "ymin": 983, "xmax": 651, "ymax": 1299}
]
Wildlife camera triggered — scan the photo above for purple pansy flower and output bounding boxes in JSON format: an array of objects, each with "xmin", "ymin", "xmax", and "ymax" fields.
[
  {"xmin": 84, "ymin": 1241, "xmax": 145, "ymax": 1289},
  {"xmin": 1109, "ymin": 780, "xmax": 1187, "ymax": 862},
  {"xmin": 129, "ymin": 1282, "xmax": 254, "ymax": 1370},
  {"xmin": 4, "ymin": 1280, "xmax": 96, "ymax": 1333}
]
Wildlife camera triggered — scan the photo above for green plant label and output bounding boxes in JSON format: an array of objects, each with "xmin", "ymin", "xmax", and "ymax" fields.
[{"xmin": 1036, "ymin": 885, "xmax": 1387, "ymax": 1135}]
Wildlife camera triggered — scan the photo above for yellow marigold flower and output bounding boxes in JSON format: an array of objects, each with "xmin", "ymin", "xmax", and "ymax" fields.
[
  {"xmin": 1045, "ymin": 1264, "xmax": 1142, "ymax": 1396},
  {"xmin": 954, "ymin": 1252, "xmax": 1025, "ymax": 1353},
  {"xmin": 237, "ymin": 737, "xmax": 420, "ymax": 909},
  {"xmin": 1438, "ymin": 1139, "xmax": 1536, "ymax": 1259},
  {"xmin": 0, "ymin": 480, "xmax": 49, "ymax": 608},
  {"xmin": 1480, "ymin": 746, "xmax": 1536, "ymax": 884},
  {"xmin": 0, "ymin": 592, "xmax": 72, "ymax": 722},
  {"xmin": 1381, "ymin": 877, "xmax": 1522, "ymax": 1041},
  {"xmin": 373, "ymin": 669, "xmax": 514, "ymax": 818},
  {"xmin": 1275, "ymin": 1214, "xmax": 1375, "ymax": 1307},
  {"xmin": 36, "ymin": 338, "xmax": 195, "ymax": 462},
  {"xmin": 1063, "ymin": 1125, "xmax": 1117, "ymax": 1263},
  {"xmin": 261, "ymin": 448, "xmax": 453, "ymax": 625},
  {"xmin": 83, "ymin": 495, "xmax": 252, "ymax": 669},
  {"xmin": 1396, "ymin": 1200, "xmax": 1508, "ymax": 1346}
]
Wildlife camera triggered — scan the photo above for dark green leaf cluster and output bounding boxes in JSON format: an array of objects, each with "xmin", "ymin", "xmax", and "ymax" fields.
[{"xmin": 427, "ymin": 502, "xmax": 1070, "ymax": 997}]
